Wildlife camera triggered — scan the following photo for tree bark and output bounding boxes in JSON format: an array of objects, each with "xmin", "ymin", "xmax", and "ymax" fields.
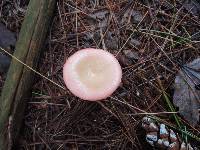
[{"xmin": 0, "ymin": 0, "xmax": 56, "ymax": 149}]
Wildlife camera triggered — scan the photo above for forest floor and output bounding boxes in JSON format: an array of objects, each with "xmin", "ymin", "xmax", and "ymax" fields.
[{"xmin": 0, "ymin": 0, "xmax": 200, "ymax": 149}]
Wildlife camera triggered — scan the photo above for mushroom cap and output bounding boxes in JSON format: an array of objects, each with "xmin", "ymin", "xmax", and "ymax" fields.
[{"xmin": 63, "ymin": 48, "xmax": 122, "ymax": 101}]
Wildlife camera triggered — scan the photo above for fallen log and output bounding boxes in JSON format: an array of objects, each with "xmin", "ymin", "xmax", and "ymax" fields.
[{"xmin": 0, "ymin": 0, "xmax": 56, "ymax": 149}]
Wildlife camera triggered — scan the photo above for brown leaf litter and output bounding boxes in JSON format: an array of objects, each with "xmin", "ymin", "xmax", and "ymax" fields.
[
  {"xmin": 0, "ymin": 0, "xmax": 200, "ymax": 149},
  {"xmin": 173, "ymin": 58, "xmax": 200, "ymax": 126}
]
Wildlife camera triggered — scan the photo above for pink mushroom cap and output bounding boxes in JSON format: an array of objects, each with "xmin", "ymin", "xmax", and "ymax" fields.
[{"xmin": 63, "ymin": 48, "xmax": 122, "ymax": 101}]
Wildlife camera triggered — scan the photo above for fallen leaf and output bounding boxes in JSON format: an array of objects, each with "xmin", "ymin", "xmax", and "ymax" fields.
[{"xmin": 173, "ymin": 58, "xmax": 200, "ymax": 126}]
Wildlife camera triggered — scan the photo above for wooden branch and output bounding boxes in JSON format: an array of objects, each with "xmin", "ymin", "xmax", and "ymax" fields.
[{"xmin": 0, "ymin": 0, "xmax": 56, "ymax": 149}]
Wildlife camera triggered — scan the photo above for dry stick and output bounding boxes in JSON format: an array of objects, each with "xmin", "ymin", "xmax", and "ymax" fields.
[
  {"xmin": 0, "ymin": 0, "xmax": 57, "ymax": 149},
  {"xmin": 111, "ymin": 94, "xmax": 173, "ymax": 114},
  {"xmin": 127, "ymin": 111, "xmax": 178, "ymax": 116},
  {"xmin": 97, "ymin": 102, "xmax": 118, "ymax": 118},
  {"xmin": 139, "ymin": 29, "xmax": 200, "ymax": 43}
]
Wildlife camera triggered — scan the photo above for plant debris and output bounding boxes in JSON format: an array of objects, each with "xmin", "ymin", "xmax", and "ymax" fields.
[
  {"xmin": 1, "ymin": 0, "xmax": 200, "ymax": 149},
  {"xmin": 142, "ymin": 117, "xmax": 198, "ymax": 150},
  {"xmin": 123, "ymin": 49, "xmax": 140, "ymax": 60},
  {"xmin": 19, "ymin": 0, "xmax": 200, "ymax": 149},
  {"xmin": 183, "ymin": 0, "xmax": 200, "ymax": 16},
  {"xmin": 173, "ymin": 58, "xmax": 200, "ymax": 126}
]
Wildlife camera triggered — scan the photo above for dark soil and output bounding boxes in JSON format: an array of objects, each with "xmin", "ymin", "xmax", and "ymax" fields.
[{"xmin": 1, "ymin": 0, "xmax": 200, "ymax": 149}]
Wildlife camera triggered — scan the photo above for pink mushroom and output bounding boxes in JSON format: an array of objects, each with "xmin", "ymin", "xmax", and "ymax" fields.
[{"xmin": 63, "ymin": 48, "xmax": 122, "ymax": 101}]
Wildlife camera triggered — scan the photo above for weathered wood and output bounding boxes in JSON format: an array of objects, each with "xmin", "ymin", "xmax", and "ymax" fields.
[{"xmin": 0, "ymin": 0, "xmax": 56, "ymax": 149}]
